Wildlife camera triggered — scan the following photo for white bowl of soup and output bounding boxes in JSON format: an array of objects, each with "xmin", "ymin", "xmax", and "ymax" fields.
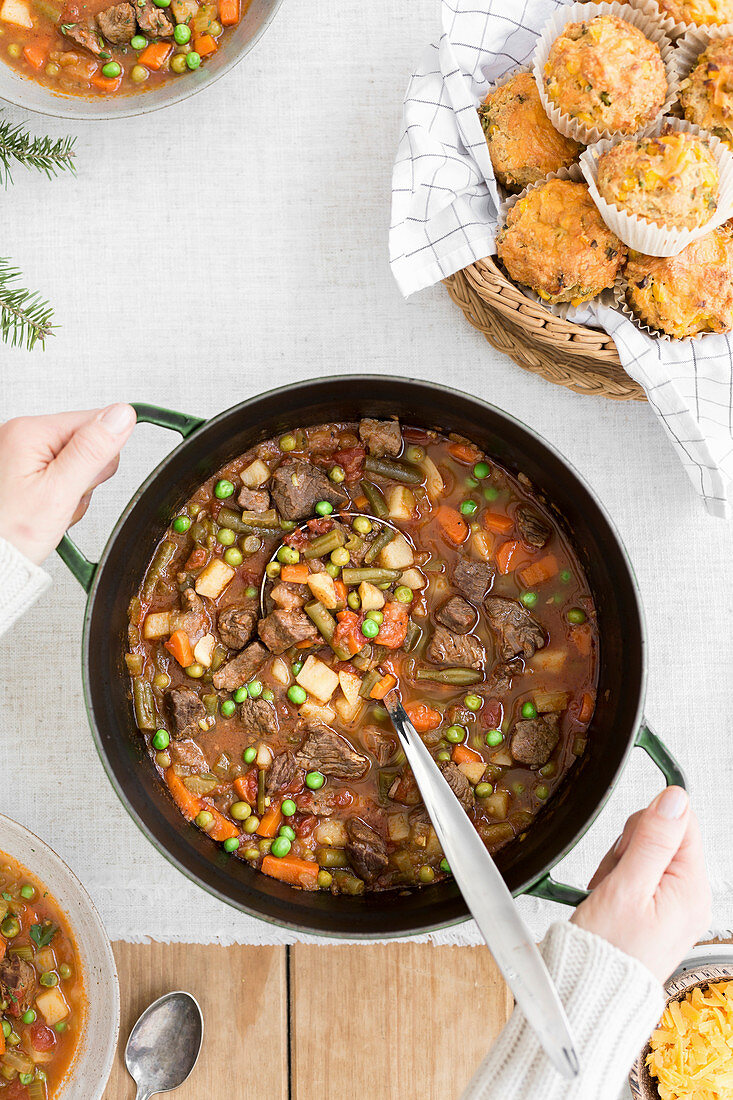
[{"xmin": 0, "ymin": 814, "xmax": 119, "ymax": 1100}]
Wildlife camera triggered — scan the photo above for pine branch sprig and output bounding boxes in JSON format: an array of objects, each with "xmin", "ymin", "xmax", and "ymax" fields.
[
  {"xmin": 0, "ymin": 259, "xmax": 55, "ymax": 350},
  {"xmin": 0, "ymin": 117, "xmax": 76, "ymax": 187}
]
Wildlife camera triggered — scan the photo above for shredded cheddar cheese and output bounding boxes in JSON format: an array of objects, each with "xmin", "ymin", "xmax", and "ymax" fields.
[{"xmin": 646, "ymin": 980, "xmax": 733, "ymax": 1099}]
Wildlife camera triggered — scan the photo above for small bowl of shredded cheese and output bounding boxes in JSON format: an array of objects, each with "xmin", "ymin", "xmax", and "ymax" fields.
[{"xmin": 630, "ymin": 963, "xmax": 733, "ymax": 1099}]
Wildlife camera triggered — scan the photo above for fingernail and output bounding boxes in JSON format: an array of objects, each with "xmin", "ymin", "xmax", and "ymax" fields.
[
  {"xmin": 656, "ymin": 786, "xmax": 688, "ymax": 820},
  {"xmin": 99, "ymin": 404, "xmax": 135, "ymax": 434}
]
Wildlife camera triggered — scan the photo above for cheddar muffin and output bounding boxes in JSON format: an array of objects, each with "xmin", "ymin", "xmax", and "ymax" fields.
[
  {"xmin": 680, "ymin": 36, "xmax": 733, "ymax": 147},
  {"xmin": 478, "ymin": 71, "xmax": 583, "ymax": 191},
  {"xmin": 596, "ymin": 128, "xmax": 719, "ymax": 228},
  {"xmin": 496, "ymin": 178, "xmax": 626, "ymax": 305},
  {"xmin": 543, "ymin": 15, "xmax": 668, "ymax": 135},
  {"xmin": 624, "ymin": 225, "xmax": 733, "ymax": 337},
  {"xmin": 655, "ymin": 0, "xmax": 733, "ymax": 24}
]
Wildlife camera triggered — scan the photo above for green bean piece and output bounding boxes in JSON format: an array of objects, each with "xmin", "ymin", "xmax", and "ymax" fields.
[
  {"xmin": 415, "ymin": 667, "xmax": 483, "ymax": 685},
  {"xmin": 132, "ymin": 677, "xmax": 156, "ymax": 730},
  {"xmin": 128, "ymin": 595, "xmax": 142, "ymax": 625},
  {"xmin": 340, "ymin": 567, "xmax": 401, "ymax": 585},
  {"xmin": 304, "ymin": 600, "xmax": 335, "ymax": 642},
  {"xmin": 359, "ymin": 669, "xmax": 381, "ymax": 698},
  {"xmin": 302, "ymin": 528, "xmax": 347, "ymax": 559},
  {"xmin": 256, "ymin": 768, "xmax": 267, "ymax": 816},
  {"xmin": 363, "ymin": 526, "xmax": 395, "ymax": 565},
  {"xmin": 142, "ymin": 540, "xmax": 175, "ymax": 600},
  {"xmin": 33, "ymin": 0, "xmax": 62, "ymax": 22},
  {"xmin": 240, "ymin": 509, "xmax": 279, "ymax": 528},
  {"xmin": 216, "ymin": 507, "xmax": 280, "ymax": 538},
  {"xmin": 360, "ymin": 480, "xmax": 388, "ymax": 519},
  {"xmin": 403, "ymin": 620, "xmax": 421, "ymax": 652},
  {"xmin": 333, "ymin": 871, "xmax": 365, "ymax": 895},
  {"xmin": 364, "ymin": 455, "xmax": 423, "ymax": 484},
  {"xmin": 316, "ymin": 847, "xmax": 350, "ymax": 868},
  {"xmin": 350, "ymin": 645, "xmax": 372, "ymax": 671},
  {"xmin": 344, "ymin": 532, "xmax": 364, "ymax": 553}
]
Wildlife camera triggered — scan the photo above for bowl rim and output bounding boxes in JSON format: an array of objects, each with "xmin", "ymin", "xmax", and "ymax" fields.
[{"xmin": 0, "ymin": 812, "xmax": 120, "ymax": 1099}]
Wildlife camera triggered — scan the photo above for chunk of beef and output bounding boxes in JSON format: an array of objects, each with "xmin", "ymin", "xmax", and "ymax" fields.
[
  {"xmin": 0, "ymin": 956, "xmax": 37, "ymax": 1018},
  {"xmin": 295, "ymin": 789, "xmax": 338, "ymax": 816},
  {"xmin": 361, "ymin": 726, "xmax": 396, "ymax": 766},
  {"xmin": 212, "ymin": 641, "xmax": 268, "ymax": 691},
  {"xmin": 486, "ymin": 661, "xmax": 519, "ymax": 696},
  {"xmin": 63, "ymin": 21, "xmax": 108, "ymax": 56},
  {"xmin": 453, "ymin": 558, "xmax": 495, "ymax": 603},
  {"xmin": 426, "ymin": 624, "xmax": 485, "ymax": 670},
  {"xmin": 240, "ymin": 697, "xmax": 279, "ymax": 737},
  {"xmin": 511, "ymin": 714, "xmax": 560, "ymax": 767},
  {"xmin": 266, "ymin": 750, "xmax": 298, "ymax": 796},
  {"xmin": 237, "ymin": 485, "xmax": 270, "ymax": 512},
  {"xmin": 258, "ymin": 608, "xmax": 317, "ymax": 654},
  {"xmin": 515, "ymin": 505, "xmax": 551, "ymax": 550},
  {"xmin": 97, "ymin": 2, "xmax": 134, "ymax": 43},
  {"xmin": 295, "ymin": 723, "xmax": 369, "ymax": 779},
  {"xmin": 358, "ymin": 418, "xmax": 402, "ymax": 458},
  {"xmin": 439, "ymin": 761, "xmax": 475, "ymax": 813},
  {"xmin": 270, "ymin": 460, "xmax": 348, "ymax": 521},
  {"xmin": 269, "ymin": 583, "xmax": 307, "ymax": 610},
  {"xmin": 132, "ymin": 0, "xmax": 174, "ymax": 35},
  {"xmin": 169, "ymin": 738, "xmax": 208, "ymax": 772},
  {"xmin": 484, "ymin": 597, "xmax": 545, "ymax": 661},
  {"xmin": 174, "ymin": 587, "xmax": 207, "ymax": 639},
  {"xmin": 346, "ymin": 817, "xmax": 389, "ymax": 882},
  {"xmin": 217, "ymin": 605, "xmax": 257, "ymax": 650},
  {"xmin": 165, "ymin": 686, "xmax": 205, "ymax": 740},
  {"xmin": 435, "ymin": 595, "xmax": 476, "ymax": 635}
]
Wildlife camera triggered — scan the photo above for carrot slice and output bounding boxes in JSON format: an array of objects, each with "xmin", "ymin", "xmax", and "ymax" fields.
[
  {"xmin": 0, "ymin": 938, "xmax": 6, "ymax": 964},
  {"xmin": 219, "ymin": 0, "xmax": 239, "ymax": 24},
  {"xmin": 23, "ymin": 42, "xmax": 47, "ymax": 69},
  {"xmin": 452, "ymin": 743, "xmax": 483, "ymax": 765},
  {"xmin": 578, "ymin": 691, "xmax": 595, "ymax": 724},
  {"xmin": 448, "ymin": 441, "xmax": 481, "ymax": 465},
  {"xmin": 435, "ymin": 505, "xmax": 468, "ymax": 546},
  {"xmin": 519, "ymin": 554, "xmax": 559, "ymax": 587},
  {"xmin": 165, "ymin": 769, "xmax": 203, "ymax": 821},
  {"xmin": 257, "ymin": 802, "xmax": 283, "ymax": 838},
  {"xmin": 404, "ymin": 703, "xmax": 442, "ymax": 733},
  {"xmin": 91, "ymin": 72, "xmax": 121, "ymax": 91},
  {"xmin": 138, "ymin": 42, "xmax": 172, "ymax": 69},
  {"xmin": 164, "ymin": 629, "xmax": 194, "ymax": 668},
  {"xmin": 261, "ymin": 855, "xmax": 319, "ymax": 887},
  {"xmin": 280, "ymin": 563, "xmax": 309, "ymax": 584},
  {"xmin": 0, "ymin": 1023, "xmax": 4, "ymax": 1056},
  {"xmin": 369, "ymin": 672, "xmax": 397, "ymax": 700},
  {"xmin": 194, "ymin": 33, "xmax": 218, "ymax": 56},
  {"xmin": 569, "ymin": 626, "xmax": 591, "ymax": 657},
  {"xmin": 483, "ymin": 511, "xmax": 514, "ymax": 535},
  {"xmin": 495, "ymin": 539, "xmax": 520, "ymax": 574},
  {"xmin": 206, "ymin": 808, "xmax": 239, "ymax": 843}
]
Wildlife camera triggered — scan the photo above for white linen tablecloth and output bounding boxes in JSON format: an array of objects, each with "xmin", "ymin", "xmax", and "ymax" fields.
[{"xmin": 0, "ymin": 0, "xmax": 732, "ymax": 945}]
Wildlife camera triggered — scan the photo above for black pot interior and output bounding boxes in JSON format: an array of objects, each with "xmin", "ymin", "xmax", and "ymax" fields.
[{"xmin": 84, "ymin": 376, "xmax": 645, "ymax": 937}]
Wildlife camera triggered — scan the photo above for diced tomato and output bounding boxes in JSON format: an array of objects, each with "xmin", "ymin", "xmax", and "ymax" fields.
[
  {"xmin": 315, "ymin": 446, "xmax": 365, "ymax": 483},
  {"xmin": 404, "ymin": 703, "xmax": 442, "ymax": 733},
  {"xmin": 30, "ymin": 1023, "xmax": 56, "ymax": 1052},
  {"xmin": 184, "ymin": 545, "xmax": 208, "ymax": 571},
  {"xmin": 480, "ymin": 698, "xmax": 502, "ymax": 729},
  {"xmin": 294, "ymin": 814, "xmax": 317, "ymax": 838},
  {"xmin": 375, "ymin": 601, "xmax": 409, "ymax": 649},
  {"xmin": 284, "ymin": 528, "xmax": 309, "ymax": 550},
  {"xmin": 333, "ymin": 789, "xmax": 354, "ymax": 808},
  {"xmin": 306, "ymin": 517, "xmax": 333, "ymax": 535},
  {"xmin": 333, "ymin": 609, "xmax": 364, "ymax": 655}
]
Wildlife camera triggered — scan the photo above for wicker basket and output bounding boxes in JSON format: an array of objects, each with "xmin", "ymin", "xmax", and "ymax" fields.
[{"xmin": 445, "ymin": 257, "xmax": 646, "ymax": 401}]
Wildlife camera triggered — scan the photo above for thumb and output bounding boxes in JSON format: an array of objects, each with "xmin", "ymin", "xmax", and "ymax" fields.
[
  {"xmin": 614, "ymin": 786, "xmax": 689, "ymax": 899},
  {"xmin": 51, "ymin": 404, "xmax": 136, "ymax": 499}
]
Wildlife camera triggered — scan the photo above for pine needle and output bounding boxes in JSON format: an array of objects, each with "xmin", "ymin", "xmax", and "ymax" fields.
[
  {"xmin": 0, "ymin": 258, "xmax": 55, "ymax": 350},
  {"xmin": 0, "ymin": 116, "xmax": 76, "ymax": 187}
]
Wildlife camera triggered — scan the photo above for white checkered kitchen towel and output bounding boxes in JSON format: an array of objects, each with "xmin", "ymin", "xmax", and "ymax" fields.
[{"xmin": 390, "ymin": 0, "xmax": 733, "ymax": 518}]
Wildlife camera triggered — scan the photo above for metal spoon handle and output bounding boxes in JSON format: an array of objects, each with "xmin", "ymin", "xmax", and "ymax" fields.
[
  {"xmin": 135, "ymin": 1088, "xmax": 152, "ymax": 1100},
  {"xmin": 386, "ymin": 694, "xmax": 579, "ymax": 1080}
]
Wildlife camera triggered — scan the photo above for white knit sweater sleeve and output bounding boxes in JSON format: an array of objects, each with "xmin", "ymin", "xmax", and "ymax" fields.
[
  {"xmin": 0, "ymin": 537, "xmax": 51, "ymax": 637},
  {"xmin": 462, "ymin": 921, "xmax": 664, "ymax": 1100}
]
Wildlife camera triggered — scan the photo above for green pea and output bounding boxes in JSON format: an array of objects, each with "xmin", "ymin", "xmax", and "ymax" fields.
[
  {"xmin": 270, "ymin": 836, "xmax": 292, "ymax": 858},
  {"xmin": 244, "ymin": 585, "xmax": 257, "ymax": 599},
  {"xmin": 244, "ymin": 847, "xmax": 259, "ymax": 861},
  {"xmin": 195, "ymin": 811, "xmax": 213, "ymax": 830},
  {"xmin": 170, "ymin": 53, "xmax": 187, "ymax": 73},
  {"xmin": 291, "ymin": 660, "xmax": 304, "ymax": 676},
  {"xmin": 101, "ymin": 60, "xmax": 121, "ymax": 77},
  {"xmin": 305, "ymin": 771, "xmax": 325, "ymax": 790},
  {"xmin": 280, "ymin": 520, "xmax": 296, "ymax": 532},
  {"xmin": 512, "ymin": 781, "xmax": 525, "ymax": 796},
  {"xmin": 223, "ymin": 837, "xmax": 240, "ymax": 853},
  {"xmin": 1, "ymin": 918, "xmax": 19, "ymax": 938},
  {"xmin": 40, "ymin": 972, "xmax": 58, "ymax": 988},
  {"xmin": 394, "ymin": 585, "xmax": 413, "ymax": 603},
  {"xmin": 234, "ymin": 686, "xmax": 249, "ymax": 703},
  {"xmin": 331, "ymin": 547, "xmax": 350, "ymax": 567},
  {"xmin": 464, "ymin": 694, "xmax": 482, "ymax": 712},
  {"xmin": 365, "ymin": 609, "xmax": 383, "ymax": 625},
  {"xmin": 20, "ymin": 885, "xmax": 35, "ymax": 900},
  {"xmin": 465, "ymin": 476, "xmax": 478, "ymax": 489},
  {"xmin": 485, "ymin": 729, "xmax": 503, "ymax": 747},
  {"xmin": 325, "ymin": 562, "xmax": 340, "ymax": 578},
  {"xmin": 153, "ymin": 0, "xmax": 170, "ymax": 6},
  {"xmin": 224, "ymin": 547, "xmax": 244, "ymax": 568},
  {"xmin": 445, "ymin": 724, "xmax": 466, "ymax": 744},
  {"xmin": 352, "ymin": 516, "xmax": 372, "ymax": 534},
  {"xmin": 230, "ymin": 801, "xmax": 251, "ymax": 821},
  {"xmin": 54, "ymin": 1021, "xmax": 67, "ymax": 1033},
  {"xmin": 1, "ymin": 1021, "xmax": 10, "ymax": 1037},
  {"xmin": 475, "ymin": 782, "xmax": 493, "ymax": 798},
  {"xmin": 436, "ymin": 750, "xmax": 451, "ymax": 761},
  {"xmin": 521, "ymin": 701, "xmax": 538, "ymax": 720},
  {"xmin": 220, "ymin": 700, "xmax": 236, "ymax": 718},
  {"xmin": 459, "ymin": 500, "xmax": 478, "ymax": 517},
  {"xmin": 277, "ymin": 545, "xmax": 300, "ymax": 565},
  {"xmin": 217, "ymin": 527, "xmax": 236, "ymax": 546},
  {"xmin": 243, "ymin": 746, "xmax": 257, "ymax": 764},
  {"xmin": 21, "ymin": 1010, "xmax": 36, "ymax": 1025},
  {"xmin": 288, "ymin": 685, "xmax": 307, "ymax": 705},
  {"xmin": 315, "ymin": 500, "xmax": 333, "ymax": 516},
  {"xmin": 347, "ymin": 592, "xmax": 361, "ymax": 610},
  {"xmin": 155, "ymin": 751, "xmax": 171, "ymax": 768},
  {"xmin": 262, "ymin": 688, "xmax": 274, "ymax": 702},
  {"xmin": 19, "ymin": 1074, "xmax": 33, "ymax": 1086},
  {"xmin": 439, "ymin": 858, "xmax": 451, "ymax": 873},
  {"xmin": 185, "ymin": 663, "xmax": 205, "ymax": 679},
  {"xmin": 248, "ymin": 680, "xmax": 263, "ymax": 699},
  {"xmin": 265, "ymin": 561, "xmax": 281, "ymax": 579},
  {"xmin": 418, "ymin": 866, "xmax": 435, "ymax": 883},
  {"xmin": 130, "ymin": 33, "xmax": 147, "ymax": 48},
  {"xmin": 214, "ymin": 479, "xmax": 234, "ymax": 499},
  {"xmin": 473, "ymin": 461, "xmax": 490, "ymax": 479},
  {"xmin": 535, "ymin": 785, "xmax": 549, "ymax": 800},
  {"xmin": 539, "ymin": 762, "xmax": 556, "ymax": 778},
  {"xmin": 567, "ymin": 607, "xmax": 586, "ymax": 624},
  {"xmin": 59, "ymin": 964, "xmax": 71, "ymax": 980},
  {"xmin": 279, "ymin": 433, "xmax": 297, "ymax": 451},
  {"xmin": 172, "ymin": 515, "xmax": 191, "ymax": 534},
  {"xmin": 361, "ymin": 618, "xmax": 379, "ymax": 639},
  {"xmin": 243, "ymin": 816, "xmax": 260, "ymax": 834},
  {"xmin": 520, "ymin": 591, "xmax": 538, "ymax": 608},
  {"xmin": 483, "ymin": 486, "xmax": 499, "ymax": 502},
  {"xmin": 278, "ymin": 825, "xmax": 296, "ymax": 842},
  {"xmin": 152, "ymin": 728, "xmax": 170, "ymax": 750},
  {"xmin": 208, "ymin": 18, "xmax": 222, "ymax": 33},
  {"xmin": 560, "ymin": 569, "xmax": 572, "ymax": 583},
  {"xmin": 174, "ymin": 22, "xmax": 191, "ymax": 43},
  {"xmin": 317, "ymin": 869, "xmax": 332, "ymax": 888},
  {"xmin": 281, "ymin": 798, "xmax": 297, "ymax": 817},
  {"xmin": 329, "ymin": 465, "xmax": 345, "ymax": 484},
  {"xmin": 258, "ymin": 839, "xmax": 272, "ymax": 855}
]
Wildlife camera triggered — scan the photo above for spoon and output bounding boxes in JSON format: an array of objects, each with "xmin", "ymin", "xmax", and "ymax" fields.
[
  {"xmin": 125, "ymin": 991, "xmax": 203, "ymax": 1100},
  {"xmin": 383, "ymin": 688, "xmax": 580, "ymax": 1080}
]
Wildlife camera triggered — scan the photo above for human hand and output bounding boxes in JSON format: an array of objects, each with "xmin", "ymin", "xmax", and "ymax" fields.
[
  {"xmin": 571, "ymin": 787, "xmax": 711, "ymax": 983},
  {"xmin": 0, "ymin": 405, "xmax": 136, "ymax": 565}
]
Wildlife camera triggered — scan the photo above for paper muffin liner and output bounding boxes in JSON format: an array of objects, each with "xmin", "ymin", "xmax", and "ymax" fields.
[
  {"xmin": 532, "ymin": 0, "xmax": 679, "ymax": 146},
  {"xmin": 614, "ymin": 269, "xmax": 683, "ymax": 340},
  {"xmin": 580, "ymin": 116, "xmax": 733, "ymax": 256},
  {"xmin": 631, "ymin": 0, "xmax": 731, "ymax": 39},
  {"xmin": 675, "ymin": 21, "xmax": 733, "ymax": 85}
]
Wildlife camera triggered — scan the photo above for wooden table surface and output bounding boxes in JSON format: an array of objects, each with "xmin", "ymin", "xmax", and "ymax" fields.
[{"xmin": 103, "ymin": 942, "xmax": 514, "ymax": 1100}]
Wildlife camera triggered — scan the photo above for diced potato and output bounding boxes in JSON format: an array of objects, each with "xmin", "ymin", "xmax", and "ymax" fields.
[
  {"xmin": 483, "ymin": 790, "xmax": 510, "ymax": 819},
  {"xmin": 471, "ymin": 529, "xmax": 493, "ymax": 563},
  {"xmin": 399, "ymin": 567, "xmax": 426, "ymax": 590},
  {"xmin": 358, "ymin": 581, "xmax": 385, "ymax": 611},
  {"xmin": 387, "ymin": 485, "xmax": 415, "ymax": 521},
  {"xmin": 534, "ymin": 690, "xmax": 570, "ymax": 713},
  {"xmin": 332, "ymin": 692, "xmax": 366, "ymax": 726},
  {"xmin": 194, "ymin": 558, "xmax": 235, "ymax": 600},
  {"xmin": 425, "ymin": 827, "xmax": 443, "ymax": 858},
  {"xmin": 240, "ymin": 458, "xmax": 270, "ymax": 488},
  {"xmin": 531, "ymin": 648, "xmax": 567, "ymax": 674},
  {"xmin": 379, "ymin": 532, "xmax": 414, "ymax": 570},
  {"xmin": 35, "ymin": 947, "xmax": 55, "ymax": 974},
  {"xmin": 338, "ymin": 668, "xmax": 362, "ymax": 707},
  {"xmin": 489, "ymin": 747, "xmax": 513, "ymax": 768},
  {"xmin": 387, "ymin": 812, "xmax": 410, "ymax": 843},
  {"xmin": 0, "ymin": 0, "xmax": 32, "ymax": 27},
  {"xmin": 420, "ymin": 455, "xmax": 444, "ymax": 501},
  {"xmin": 36, "ymin": 987, "xmax": 69, "ymax": 1027},
  {"xmin": 298, "ymin": 701, "xmax": 335, "ymax": 724},
  {"xmin": 142, "ymin": 611, "xmax": 172, "ymax": 639},
  {"xmin": 193, "ymin": 633, "xmax": 216, "ymax": 668},
  {"xmin": 295, "ymin": 655, "xmax": 339, "ymax": 703},
  {"xmin": 170, "ymin": 0, "xmax": 198, "ymax": 20},
  {"xmin": 307, "ymin": 572, "xmax": 339, "ymax": 609},
  {"xmin": 271, "ymin": 657, "xmax": 291, "ymax": 685},
  {"xmin": 256, "ymin": 742, "xmax": 273, "ymax": 769},
  {"xmin": 316, "ymin": 819, "xmax": 348, "ymax": 847},
  {"xmin": 458, "ymin": 761, "xmax": 486, "ymax": 785}
]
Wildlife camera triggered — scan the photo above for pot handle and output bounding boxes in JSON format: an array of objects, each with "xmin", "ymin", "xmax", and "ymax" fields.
[
  {"xmin": 56, "ymin": 403, "xmax": 206, "ymax": 593},
  {"xmin": 525, "ymin": 720, "xmax": 687, "ymax": 908}
]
